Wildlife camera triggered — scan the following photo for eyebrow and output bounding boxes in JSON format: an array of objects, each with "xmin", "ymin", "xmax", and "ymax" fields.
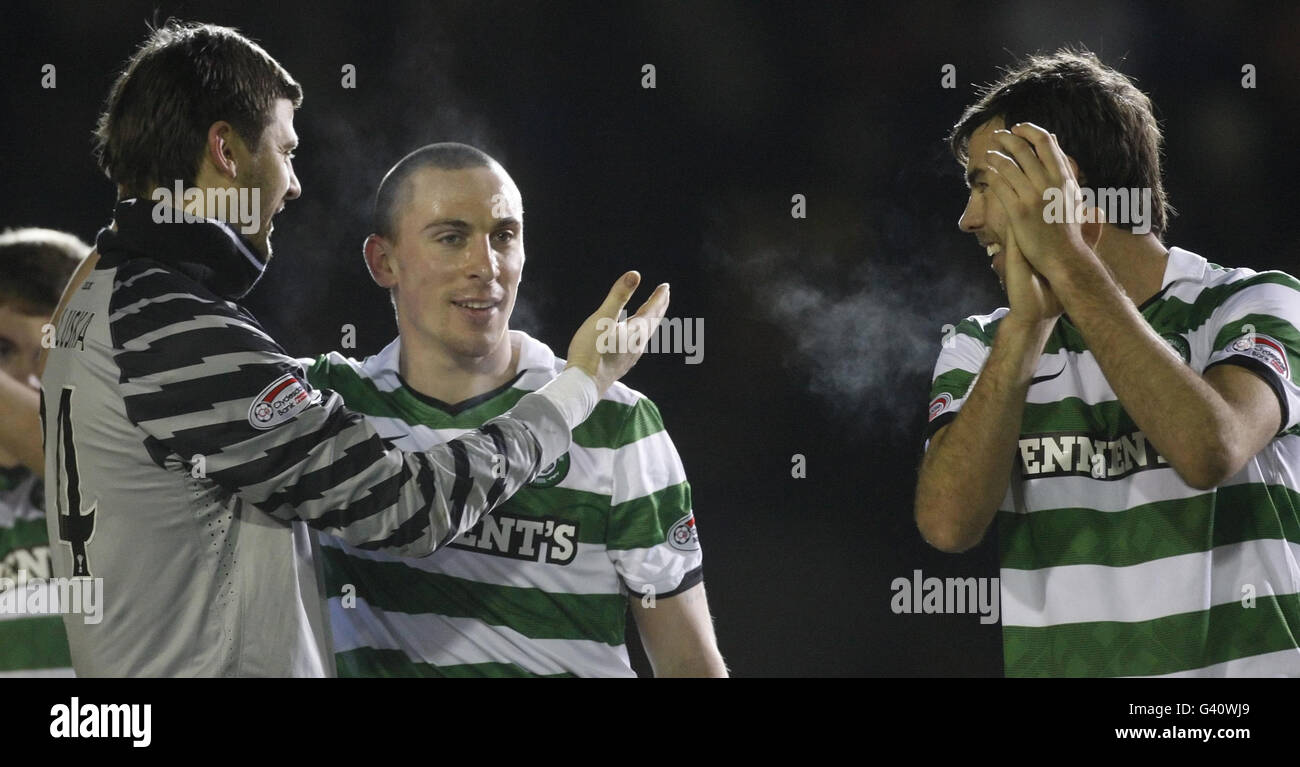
[
  {"xmin": 420, "ymin": 216, "xmax": 522, "ymax": 232},
  {"xmin": 422, "ymin": 218, "xmax": 471, "ymax": 232}
]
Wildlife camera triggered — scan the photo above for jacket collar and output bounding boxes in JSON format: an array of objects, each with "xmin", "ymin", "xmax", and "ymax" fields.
[{"xmin": 94, "ymin": 198, "xmax": 268, "ymax": 300}]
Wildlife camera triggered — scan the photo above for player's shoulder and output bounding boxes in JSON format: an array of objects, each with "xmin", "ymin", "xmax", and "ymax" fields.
[
  {"xmin": 1170, "ymin": 246, "xmax": 1300, "ymax": 302},
  {"xmin": 105, "ymin": 256, "xmax": 253, "ymax": 349},
  {"xmin": 947, "ymin": 307, "xmax": 1010, "ymax": 349},
  {"xmin": 307, "ymin": 339, "xmax": 401, "ymax": 391},
  {"xmin": 538, "ymin": 354, "xmax": 669, "ymax": 446},
  {"xmin": 107, "ymin": 255, "xmax": 217, "ymax": 303}
]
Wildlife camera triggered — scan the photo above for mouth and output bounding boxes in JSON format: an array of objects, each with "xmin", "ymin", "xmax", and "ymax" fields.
[
  {"xmin": 451, "ymin": 297, "xmax": 503, "ymax": 322},
  {"xmin": 984, "ymin": 242, "xmax": 1004, "ymax": 274}
]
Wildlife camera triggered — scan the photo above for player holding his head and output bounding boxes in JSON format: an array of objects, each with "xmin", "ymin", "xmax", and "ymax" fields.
[
  {"xmin": 0, "ymin": 227, "xmax": 87, "ymax": 676},
  {"xmin": 308, "ymin": 143, "xmax": 726, "ymax": 677},
  {"xmin": 915, "ymin": 49, "xmax": 1300, "ymax": 676},
  {"xmin": 41, "ymin": 21, "xmax": 667, "ymax": 676}
]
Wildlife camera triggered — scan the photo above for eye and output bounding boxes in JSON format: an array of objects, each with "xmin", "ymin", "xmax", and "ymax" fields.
[
  {"xmin": 0, "ymin": 338, "xmax": 13, "ymax": 361},
  {"xmin": 493, "ymin": 229, "xmax": 517, "ymax": 243},
  {"xmin": 437, "ymin": 232, "xmax": 466, "ymax": 246}
]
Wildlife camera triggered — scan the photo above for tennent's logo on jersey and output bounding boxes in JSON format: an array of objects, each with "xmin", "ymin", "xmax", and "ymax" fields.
[
  {"xmin": 450, "ymin": 511, "xmax": 578, "ymax": 565},
  {"xmin": 669, "ymin": 513, "xmax": 699, "ymax": 552},
  {"xmin": 1, "ymin": 544, "xmax": 51, "ymax": 583},
  {"xmin": 248, "ymin": 372, "xmax": 318, "ymax": 430},
  {"xmin": 1019, "ymin": 429, "xmax": 1169, "ymax": 480},
  {"xmin": 1228, "ymin": 333, "xmax": 1290, "ymax": 379}
]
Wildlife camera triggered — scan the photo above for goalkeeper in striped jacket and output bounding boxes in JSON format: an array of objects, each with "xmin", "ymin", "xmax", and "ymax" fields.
[{"xmin": 309, "ymin": 143, "xmax": 727, "ymax": 677}]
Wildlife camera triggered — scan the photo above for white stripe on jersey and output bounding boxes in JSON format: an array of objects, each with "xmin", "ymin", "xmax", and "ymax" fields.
[{"xmin": 1001, "ymin": 537, "xmax": 1300, "ymax": 627}]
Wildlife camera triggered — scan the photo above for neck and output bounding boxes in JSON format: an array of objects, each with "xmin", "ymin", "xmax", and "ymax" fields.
[
  {"xmin": 1092, "ymin": 229, "xmax": 1169, "ymax": 306},
  {"xmin": 397, "ymin": 329, "xmax": 520, "ymax": 405}
]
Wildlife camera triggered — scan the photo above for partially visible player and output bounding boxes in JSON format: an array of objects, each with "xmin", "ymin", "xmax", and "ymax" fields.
[
  {"xmin": 309, "ymin": 143, "xmax": 726, "ymax": 677},
  {"xmin": 915, "ymin": 49, "xmax": 1300, "ymax": 676},
  {"xmin": 41, "ymin": 21, "xmax": 668, "ymax": 676},
  {"xmin": 0, "ymin": 227, "xmax": 87, "ymax": 676}
]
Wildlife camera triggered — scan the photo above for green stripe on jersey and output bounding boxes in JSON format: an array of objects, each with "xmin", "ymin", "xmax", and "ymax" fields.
[
  {"xmin": 336, "ymin": 647, "xmax": 574, "ymax": 678},
  {"xmin": 1004, "ymin": 593, "xmax": 1300, "ymax": 677},
  {"xmin": 308, "ymin": 355, "xmax": 526, "ymax": 428},
  {"xmin": 0, "ymin": 615, "xmax": 72, "ymax": 672},
  {"xmin": 320, "ymin": 545, "xmax": 628, "ymax": 645},
  {"xmin": 999, "ymin": 482, "xmax": 1300, "ymax": 570},
  {"xmin": 931, "ymin": 368, "xmax": 977, "ymax": 399}
]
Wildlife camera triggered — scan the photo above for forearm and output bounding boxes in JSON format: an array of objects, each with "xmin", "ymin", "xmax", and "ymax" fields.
[
  {"xmin": 0, "ymin": 372, "xmax": 43, "ymax": 473},
  {"xmin": 916, "ymin": 319, "xmax": 1052, "ymax": 551},
  {"xmin": 1054, "ymin": 256, "xmax": 1248, "ymax": 488},
  {"xmin": 652, "ymin": 650, "xmax": 728, "ymax": 678}
]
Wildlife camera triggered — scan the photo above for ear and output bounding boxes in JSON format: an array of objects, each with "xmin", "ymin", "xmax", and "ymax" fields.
[
  {"xmin": 363, "ymin": 234, "xmax": 398, "ymax": 288},
  {"xmin": 203, "ymin": 121, "xmax": 241, "ymax": 180}
]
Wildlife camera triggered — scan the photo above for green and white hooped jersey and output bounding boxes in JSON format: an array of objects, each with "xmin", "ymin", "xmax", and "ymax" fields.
[
  {"xmin": 926, "ymin": 247, "xmax": 1300, "ymax": 677},
  {"xmin": 0, "ymin": 467, "xmax": 73, "ymax": 676},
  {"xmin": 307, "ymin": 331, "xmax": 703, "ymax": 677}
]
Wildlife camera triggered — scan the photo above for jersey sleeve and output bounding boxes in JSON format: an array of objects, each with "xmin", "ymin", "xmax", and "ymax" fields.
[
  {"xmin": 1202, "ymin": 272, "xmax": 1300, "ymax": 434},
  {"xmin": 109, "ymin": 263, "xmax": 567, "ymax": 558},
  {"xmin": 604, "ymin": 396, "xmax": 702, "ymax": 601},
  {"xmin": 924, "ymin": 316, "xmax": 997, "ymax": 447}
]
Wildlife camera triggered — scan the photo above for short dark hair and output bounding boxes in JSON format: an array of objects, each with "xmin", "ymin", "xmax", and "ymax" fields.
[
  {"xmin": 0, "ymin": 228, "xmax": 90, "ymax": 315},
  {"xmin": 373, "ymin": 143, "xmax": 500, "ymax": 240},
  {"xmin": 948, "ymin": 48, "xmax": 1172, "ymax": 237},
  {"xmin": 93, "ymin": 21, "xmax": 303, "ymax": 199}
]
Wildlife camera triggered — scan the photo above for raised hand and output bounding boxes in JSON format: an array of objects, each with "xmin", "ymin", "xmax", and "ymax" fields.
[{"xmin": 565, "ymin": 271, "xmax": 670, "ymax": 395}]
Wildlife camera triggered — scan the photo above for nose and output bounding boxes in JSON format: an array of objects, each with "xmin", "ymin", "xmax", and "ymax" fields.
[
  {"xmin": 958, "ymin": 192, "xmax": 982, "ymax": 234},
  {"xmin": 464, "ymin": 235, "xmax": 499, "ymax": 281},
  {"xmin": 285, "ymin": 165, "xmax": 302, "ymax": 202}
]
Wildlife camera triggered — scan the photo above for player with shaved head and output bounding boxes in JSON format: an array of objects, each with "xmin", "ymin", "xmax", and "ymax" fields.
[{"xmin": 307, "ymin": 143, "xmax": 726, "ymax": 677}]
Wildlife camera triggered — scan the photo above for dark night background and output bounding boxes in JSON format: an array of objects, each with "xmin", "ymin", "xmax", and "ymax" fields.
[{"xmin": 4, "ymin": 0, "xmax": 1299, "ymax": 677}]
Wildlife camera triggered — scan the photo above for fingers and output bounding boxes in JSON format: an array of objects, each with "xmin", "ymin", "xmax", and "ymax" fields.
[
  {"xmin": 1009, "ymin": 122, "xmax": 1072, "ymax": 183},
  {"xmin": 629, "ymin": 282, "xmax": 670, "ymax": 322},
  {"xmin": 623, "ymin": 283, "xmax": 669, "ymax": 354},
  {"xmin": 982, "ymin": 156, "xmax": 1023, "ymax": 223},
  {"xmin": 595, "ymin": 270, "xmax": 641, "ymax": 320},
  {"xmin": 991, "ymin": 129, "xmax": 1051, "ymax": 191}
]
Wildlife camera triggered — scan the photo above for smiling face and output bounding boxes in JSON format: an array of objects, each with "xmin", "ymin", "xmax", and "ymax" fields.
[
  {"xmin": 236, "ymin": 98, "xmax": 301, "ymax": 259},
  {"xmin": 368, "ymin": 163, "xmax": 524, "ymax": 362},
  {"xmin": 957, "ymin": 116, "xmax": 1010, "ymax": 287}
]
